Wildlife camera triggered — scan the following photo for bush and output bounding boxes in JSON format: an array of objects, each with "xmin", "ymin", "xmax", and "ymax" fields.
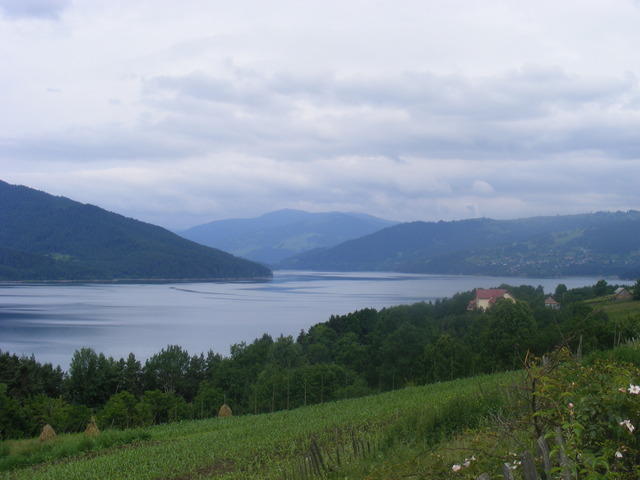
[{"xmin": 533, "ymin": 354, "xmax": 640, "ymax": 478}]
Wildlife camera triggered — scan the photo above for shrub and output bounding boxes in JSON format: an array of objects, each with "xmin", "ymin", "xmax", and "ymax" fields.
[{"xmin": 533, "ymin": 354, "xmax": 640, "ymax": 478}]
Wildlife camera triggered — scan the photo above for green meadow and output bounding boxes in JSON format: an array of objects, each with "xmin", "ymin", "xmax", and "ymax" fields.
[{"xmin": 0, "ymin": 371, "xmax": 518, "ymax": 480}]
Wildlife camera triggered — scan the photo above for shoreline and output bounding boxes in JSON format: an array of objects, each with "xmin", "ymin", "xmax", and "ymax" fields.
[{"xmin": 0, "ymin": 275, "xmax": 274, "ymax": 286}]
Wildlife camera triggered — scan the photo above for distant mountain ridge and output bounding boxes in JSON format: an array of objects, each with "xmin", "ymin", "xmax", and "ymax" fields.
[
  {"xmin": 0, "ymin": 180, "xmax": 271, "ymax": 281},
  {"xmin": 179, "ymin": 209, "xmax": 397, "ymax": 264},
  {"xmin": 279, "ymin": 211, "xmax": 640, "ymax": 278}
]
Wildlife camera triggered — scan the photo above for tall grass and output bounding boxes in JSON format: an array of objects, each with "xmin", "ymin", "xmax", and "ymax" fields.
[{"xmin": 0, "ymin": 429, "xmax": 150, "ymax": 473}]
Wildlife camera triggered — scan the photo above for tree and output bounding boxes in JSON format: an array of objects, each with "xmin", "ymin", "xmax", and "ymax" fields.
[
  {"xmin": 555, "ymin": 283, "xmax": 568, "ymax": 303},
  {"xmin": 99, "ymin": 391, "xmax": 139, "ymax": 429},
  {"xmin": 480, "ymin": 300, "xmax": 537, "ymax": 370},
  {"xmin": 66, "ymin": 348, "xmax": 117, "ymax": 407},
  {"xmin": 193, "ymin": 381, "xmax": 224, "ymax": 419},
  {"xmin": 423, "ymin": 334, "xmax": 472, "ymax": 382},
  {"xmin": 0, "ymin": 383, "xmax": 28, "ymax": 439},
  {"xmin": 137, "ymin": 390, "xmax": 190, "ymax": 425},
  {"xmin": 594, "ymin": 279, "xmax": 608, "ymax": 297},
  {"xmin": 634, "ymin": 279, "xmax": 640, "ymax": 301},
  {"xmin": 143, "ymin": 345, "xmax": 190, "ymax": 395},
  {"xmin": 117, "ymin": 353, "xmax": 142, "ymax": 396}
]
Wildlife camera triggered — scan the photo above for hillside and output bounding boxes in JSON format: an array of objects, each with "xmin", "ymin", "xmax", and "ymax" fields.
[
  {"xmin": 2, "ymin": 285, "xmax": 639, "ymax": 478},
  {"xmin": 0, "ymin": 180, "xmax": 271, "ymax": 281},
  {"xmin": 280, "ymin": 211, "xmax": 640, "ymax": 278},
  {"xmin": 179, "ymin": 209, "xmax": 396, "ymax": 264},
  {"xmin": 0, "ymin": 371, "xmax": 516, "ymax": 479}
]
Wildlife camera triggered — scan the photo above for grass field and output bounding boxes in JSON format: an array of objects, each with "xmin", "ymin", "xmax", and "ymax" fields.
[
  {"xmin": 581, "ymin": 296, "xmax": 640, "ymax": 321},
  {"xmin": 0, "ymin": 371, "xmax": 520, "ymax": 480},
  {"xmin": 601, "ymin": 299, "xmax": 640, "ymax": 321}
]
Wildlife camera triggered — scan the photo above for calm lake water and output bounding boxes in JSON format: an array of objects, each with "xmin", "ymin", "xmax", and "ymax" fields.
[{"xmin": 0, "ymin": 270, "xmax": 605, "ymax": 368}]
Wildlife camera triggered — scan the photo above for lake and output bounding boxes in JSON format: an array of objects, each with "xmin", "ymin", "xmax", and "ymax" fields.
[{"xmin": 0, "ymin": 270, "xmax": 605, "ymax": 368}]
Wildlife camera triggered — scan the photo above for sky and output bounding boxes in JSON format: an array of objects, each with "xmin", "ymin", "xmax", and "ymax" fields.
[{"xmin": 1, "ymin": 0, "xmax": 640, "ymax": 229}]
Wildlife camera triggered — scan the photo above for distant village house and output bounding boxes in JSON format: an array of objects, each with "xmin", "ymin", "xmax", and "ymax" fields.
[
  {"xmin": 614, "ymin": 287, "xmax": 633, "ymax": 301},
  {"xmin": 467, "ymin": 288, "xmax": 515, "ymax": 311},
  {"xmin": 544, "ymin": 296, "xmax": 560, "ymax": 309}
]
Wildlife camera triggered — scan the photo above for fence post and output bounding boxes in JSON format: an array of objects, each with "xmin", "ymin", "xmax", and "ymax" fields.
[
  {"xmin": 537, "ymin": 435, "xmax": 552, "ymax": 479},
  {"xmin": 554, "ymin": 428, "xmax": 572, "ymax": 480},
  {"xmin": 521, "ymin": 450, "xmax": 538, "ymax": 480},
  {"xmin": 502, "ymin": 463, "xmax": 515, "ymax": 480}
]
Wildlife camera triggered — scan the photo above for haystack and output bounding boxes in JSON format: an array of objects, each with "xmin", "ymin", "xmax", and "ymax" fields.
[
  {"xmin": 39, "ymin": 424, "xmax": 56, "ymax": 442},
  {"xmin": 85, "ymin": 416, "xmax": 100, "ymax": 437},
  {"xmin": 218, "ymin": 403, "xmax": 233, "ymax": 417}
]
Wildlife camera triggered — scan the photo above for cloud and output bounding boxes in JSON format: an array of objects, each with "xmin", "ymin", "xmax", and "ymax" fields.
[
  {"xmin": 1, "ymin": 0, "xmax": 640, "ymax": 228},
  {"xmin": 0, "ymin": 0, "xmax": 70, "ymax": 19},
  {"xmin": 472, "ymin": 180, "xmax": 495, "ymax": 195},
  {"xmin": 137, "ymin": 66, "xmax": 640, "ymax": 161}
]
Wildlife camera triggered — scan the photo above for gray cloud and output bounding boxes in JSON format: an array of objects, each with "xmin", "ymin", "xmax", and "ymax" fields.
[
  {"xmin": 2, "ymin": 0, "xmax": 640, "ymax": 228},
  {"xmin": 141, "ymin": 67, "xmax": 640, "ymax": 161},
  {"xmin": 0, "ymin": 0, "xmax": 70, "ymax": 19}
]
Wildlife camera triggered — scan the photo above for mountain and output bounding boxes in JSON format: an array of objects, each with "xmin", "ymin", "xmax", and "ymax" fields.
[
  {"xmin": 279, "ymin": 211, "xmax": 640, "ymax": 278},
  {"xmin": 178, "ymin": 209, "xmax": 397, "ymax": 264},
  {"xmin": 0, "ymin": 180, "xmax": 271, "ymax": 281}
]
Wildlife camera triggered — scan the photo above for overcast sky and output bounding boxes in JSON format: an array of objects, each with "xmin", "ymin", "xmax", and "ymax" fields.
[{"xmin": 1, "ymin": 0, "xmax": 640, "ymax": 229}]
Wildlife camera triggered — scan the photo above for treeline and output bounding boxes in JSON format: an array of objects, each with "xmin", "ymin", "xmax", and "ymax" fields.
[{"xmin": 1, "ymin": 280, "xmax": 638, "ymax": 439}]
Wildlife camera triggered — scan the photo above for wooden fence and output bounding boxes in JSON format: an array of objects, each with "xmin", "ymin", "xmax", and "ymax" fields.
[
  {"xmin": 281, "ymin": 429, "xmax": 380, "ymax": 480},
  {"xmin": 282, "ymin": 426, "xmax": 572, "ymax": 480},
  {"xmin": 476, "ymin": 428, "xmax": 572, "ymax": 480}
]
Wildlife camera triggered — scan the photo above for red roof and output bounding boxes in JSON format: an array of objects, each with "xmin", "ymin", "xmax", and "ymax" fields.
[
  {"xmin": 545, "ymin": 296, "xmax": 559, "ymax": 305},
  {"xmin": 475, "ymin": 288, "xmax": 509, "ymax": 300}
]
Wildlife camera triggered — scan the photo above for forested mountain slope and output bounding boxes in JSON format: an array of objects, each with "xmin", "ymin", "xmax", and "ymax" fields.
[
  {"xmin": 280, "ymin": 211, "xmax": 640, "ymax": 278},
  {"xmin": 179, "ymin": 209, "xmax": 396, "ymax": 264},
  {"xmin": 0, "ymin": 180, "xmax": 271, "ymax": 281}
]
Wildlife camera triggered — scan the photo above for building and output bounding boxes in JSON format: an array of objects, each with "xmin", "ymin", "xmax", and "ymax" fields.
[
  {"xmin": 544, "ymin": 296, "xmax": 560, "ymax": 309},
  {"xmin": 614, "ymin": 287, "xmax": 633, "ymax": 301},
  {"xmin": 467, "ymin": 288, "xmax": 514, "ymax": 311}
]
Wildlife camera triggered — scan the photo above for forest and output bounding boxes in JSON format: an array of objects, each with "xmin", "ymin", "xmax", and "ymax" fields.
[{"xmin": 1, "ymin": 279, "xmax": 639, "ymax": 440}]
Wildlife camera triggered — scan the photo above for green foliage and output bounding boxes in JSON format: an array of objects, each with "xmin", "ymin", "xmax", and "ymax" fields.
[
  {"xmin": 0, "ymin": 384, "xmax": 28, "ymax": 440},
  {"xmin": 594, "ymin": 279, "xmax": 610, "ymax": 296},
  {"xmin": 193, "ymin": 381, "xmax": 224, "ymax": 418},
  {"xmin": 23, "ymin": 395, "xmax": 90, "ymax": 436},
  {"xmin": 0, "ymin": 351, "xmax": 63, "ymax": 400},
  {"xmin": 66, "ymin": 348, "xmax": 119, "ymax": 408},
  {"xmin": 480, "ymin": 300, "xmax": 537, "ymax": 370},
  {"xmin": 634, "ymin": 279, "xmax": 640, "ymax": 301},
  {"xmin": 143, "ymin": 345, "xmax": 191, "ymax": 396},
  {"xmin": 99, "ymin": 391, "xmax": 140, "ymax": 430},
  {"xmin": 137, "ymin": 390, "xmax": 191, "ymax": 425},
  {"xmin": 532, "ymin": 353, "xmax": 640, "ymax": 479}
]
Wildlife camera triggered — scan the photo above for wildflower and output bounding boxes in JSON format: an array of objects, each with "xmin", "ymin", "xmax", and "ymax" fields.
[
  {"xmin": 452, "ymin": 464, "xmax": 462, "ymax": 472},
  {"xmin": 620, "ymin": 419, "xmax": 635, "ymax": 433},
  {"xmin": 628, "ymin": 384, "xmax": 640, "ymax": 395},
  {"xmin": 615, "ymin": 451, "xmax": 623, "ymax": 458},
  {"xmin": 506, "ymin": 461, "xmax": 520, "ymax": 470},
  {"xmin": 620, "ymin": 387, "xmax": 627, "ymax": 393},
  {"xmin": 568, "ymin": 402, "xmax": 574, "ymax": 409}
]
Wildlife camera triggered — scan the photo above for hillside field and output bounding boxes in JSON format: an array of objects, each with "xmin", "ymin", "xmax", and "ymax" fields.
[{"xmin": 0, "ymin": 371, "xmax": 518, "ymax": 480}]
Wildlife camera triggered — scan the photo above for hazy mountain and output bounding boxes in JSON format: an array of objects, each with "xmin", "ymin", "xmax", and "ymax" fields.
[
  {"xmin": 279, "ymin": 211, "xmax": 640, "ymax": 278},
  {"xmin": 179, "ymin": 209, "xmax": 397, "ymax": 264},
  {"xmin": 0, "ymin": 180, "xmax": 271, "ymax": 281}
]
